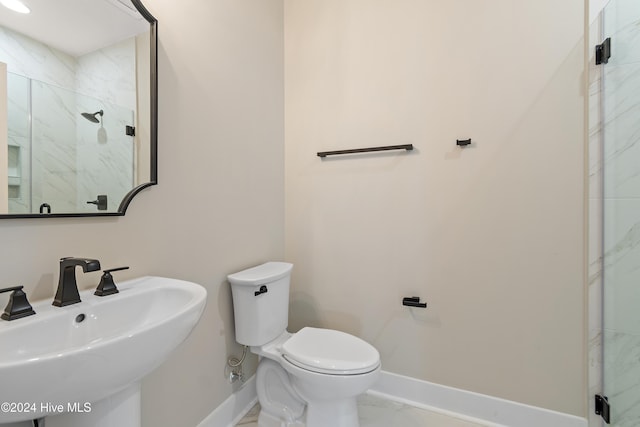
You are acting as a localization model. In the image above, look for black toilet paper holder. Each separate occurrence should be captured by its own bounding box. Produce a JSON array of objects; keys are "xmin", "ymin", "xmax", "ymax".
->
[{"xmin": 402, "ymin": 296, "xmax": 427, "ymax": 308}]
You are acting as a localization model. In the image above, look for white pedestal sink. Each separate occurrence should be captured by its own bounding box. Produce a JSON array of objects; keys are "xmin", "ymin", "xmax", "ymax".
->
[{"xmin": 0, "ymin": 276, "xmax": 207, "ymax": 426}]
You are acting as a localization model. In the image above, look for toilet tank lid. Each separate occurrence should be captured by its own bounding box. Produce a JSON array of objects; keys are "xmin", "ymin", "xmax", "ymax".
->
[{"xmin": 227, "ymin": 262, "xmax": 293, "ymax": 286}]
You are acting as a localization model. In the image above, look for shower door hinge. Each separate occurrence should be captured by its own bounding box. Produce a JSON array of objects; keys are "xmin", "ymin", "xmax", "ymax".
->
[
  {"xmin": 595, "ymin": 394, "xmax": 610, "ymax": 424},
  {"xmin": 126, "ymin": 125, "xmax": 136, "ymax": 136},
  {"xmin": 595, "ymin": 38, "xmax": 611, "ymax": 65}
]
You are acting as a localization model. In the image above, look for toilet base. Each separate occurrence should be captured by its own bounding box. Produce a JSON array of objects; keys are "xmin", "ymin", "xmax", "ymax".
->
[
  {"xmin": 305, "ymin": 398, "xmax": 359, "ymax": 427},
  {"xmin": 257, "ymin": 401, "xmax": 358, "ymax": 427},
  {"xmin": 255, "ymin": 358, "xmax": 306, "ymax": 426},
  {"xmin": 258, "ymin": 410, "xmax": 305, "ymax": 427}
]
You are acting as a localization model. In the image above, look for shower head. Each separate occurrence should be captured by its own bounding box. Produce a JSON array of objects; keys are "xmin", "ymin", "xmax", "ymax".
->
[{"xmin": 81, "ymin": 110, "xmax": 103, "ymax": 123}]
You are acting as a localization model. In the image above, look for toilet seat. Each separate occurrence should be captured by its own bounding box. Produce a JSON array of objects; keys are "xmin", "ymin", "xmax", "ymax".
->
[{"xmin": 281, "ymin": 327, "xmax": 380, "ymax": 375}]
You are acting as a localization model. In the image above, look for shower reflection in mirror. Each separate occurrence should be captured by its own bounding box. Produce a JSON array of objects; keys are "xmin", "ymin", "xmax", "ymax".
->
[{"xmin": 6, "ymin": 73, "xmax": 135, "ymax": 214}]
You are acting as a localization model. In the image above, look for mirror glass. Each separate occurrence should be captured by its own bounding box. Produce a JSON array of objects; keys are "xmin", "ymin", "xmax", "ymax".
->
[{"xmin": 0, "ymin": 0, "xmax": 157, "ymax": 217}]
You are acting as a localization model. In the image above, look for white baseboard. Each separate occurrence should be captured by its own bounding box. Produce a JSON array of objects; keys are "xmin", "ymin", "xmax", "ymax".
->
[
  {"xmin": 196, "ymin": 376, "xmax": 258, "ymax": 427},
  {"xmin": 198, "ymin": 370, "xmax": 588, "ymax": 427},
  {"xmin": 370, "ymin": 371, "xmax": 588, "ymax": 427}
]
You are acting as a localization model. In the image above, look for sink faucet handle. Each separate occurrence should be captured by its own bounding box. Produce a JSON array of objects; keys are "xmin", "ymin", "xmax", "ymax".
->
[
  {"xmin": 104, "ymin": 266, "xmax": 130, "ymax": 274},
  {"xmin": 0, "ymin": 285, "xmax": 36, "ymax": 321},
  {"xmin": 94, "ymin": 266, "xmax": 130, "ymax": 297}
]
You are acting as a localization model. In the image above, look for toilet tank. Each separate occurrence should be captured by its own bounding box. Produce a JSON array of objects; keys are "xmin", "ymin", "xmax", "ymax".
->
[{"xmin": 227, "ymin": 262, "xmax": 293, "ymax": 346}]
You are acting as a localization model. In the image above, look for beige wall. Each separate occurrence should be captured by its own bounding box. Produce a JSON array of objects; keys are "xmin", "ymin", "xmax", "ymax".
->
[
  {"xmin": 284, "ymin": 0, "xmax": 586, "ymax": 417},
  {"xmin": 0, "ymin": 1, "xmax": 283, "ymax": 426}
]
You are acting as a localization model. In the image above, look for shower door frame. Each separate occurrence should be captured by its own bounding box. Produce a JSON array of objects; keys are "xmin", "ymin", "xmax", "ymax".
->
[{"xmin": 596, "ymin": 0, "xmax": 640, "ymax": 425}]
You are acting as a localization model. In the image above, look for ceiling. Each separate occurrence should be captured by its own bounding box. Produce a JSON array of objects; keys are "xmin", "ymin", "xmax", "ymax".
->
[{"xmin": 0, "ymin": 0, "xmax": 149, "ymax": 57}]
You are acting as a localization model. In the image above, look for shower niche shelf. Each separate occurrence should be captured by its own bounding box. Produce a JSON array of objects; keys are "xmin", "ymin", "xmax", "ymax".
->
[{"xmin": 7, "ymin": 145, "xmax": 22, "ymax": 199}]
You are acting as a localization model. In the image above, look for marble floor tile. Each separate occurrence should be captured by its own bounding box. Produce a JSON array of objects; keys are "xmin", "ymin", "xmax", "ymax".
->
[{"xmin": 236, "ymin": 392, "xmax": 491, "ymax": 427}]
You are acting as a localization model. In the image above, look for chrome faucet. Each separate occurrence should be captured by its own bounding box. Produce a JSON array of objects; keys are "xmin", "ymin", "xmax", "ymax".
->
[{"xmin": 53, "ymin": 257, "xmax": 101, "ymax": 307}]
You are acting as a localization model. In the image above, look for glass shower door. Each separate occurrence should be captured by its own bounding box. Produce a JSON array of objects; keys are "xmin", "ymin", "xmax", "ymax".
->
[
  {"xmin": 6, "ymin": 72, "xmax": 31, "ymax": 214},
  {"xmin": 602, "ymin": 0, "xmax": 640, "ymax": 425}
]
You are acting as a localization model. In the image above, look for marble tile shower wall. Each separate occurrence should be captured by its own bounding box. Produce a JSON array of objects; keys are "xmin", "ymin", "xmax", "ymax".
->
[
  {"xmin": 75, "ymin": 98, "xmax": 134, "ymax": 213},
  {"xmin": 30, "ymin": 79, "xmax": 78, "ymax": 213},
  {"xmin": 595, "ymin": 0, "xmax": 640, "ymax": 425},
  {"xmin": 76, "ymin": 39, "xmax": 137, "ymax": 113},
  {"xmin": 0, "ymin": 26, "xmax": 135, "ymax": 213},
  {"xmin": 75, "ymin": 39, "xmax": 136, "ymax": 212},
  {"xmin": 0, "ymin": 27, "xmax": 76, "ymax": 89}
]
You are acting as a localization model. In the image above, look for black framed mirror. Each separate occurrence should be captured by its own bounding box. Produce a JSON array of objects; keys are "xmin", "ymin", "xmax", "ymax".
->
[{"xmin": 0, "ymin": 0, "xmax": 157, "ymax": 218}]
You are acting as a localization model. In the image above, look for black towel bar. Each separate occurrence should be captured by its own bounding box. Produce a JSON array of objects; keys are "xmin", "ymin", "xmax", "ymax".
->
[{"xmin": 317, "ymin": 144, "xmax": 413, "ymax": 158}]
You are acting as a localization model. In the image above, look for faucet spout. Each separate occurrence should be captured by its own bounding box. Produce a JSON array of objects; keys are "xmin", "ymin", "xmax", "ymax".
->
[{"xmin": 53, "ymin": 257, "xmax": 101, "ymax": 307}]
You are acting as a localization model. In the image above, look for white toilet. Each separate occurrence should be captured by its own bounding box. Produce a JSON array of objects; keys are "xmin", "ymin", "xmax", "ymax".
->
[{"xmin": 228, "ymin": 262, "xmax": 381, "ymax": 427}]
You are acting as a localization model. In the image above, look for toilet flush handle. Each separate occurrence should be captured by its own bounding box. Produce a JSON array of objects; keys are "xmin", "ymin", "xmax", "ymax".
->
[{"xmin": 254, "ymin": 285, "xmax": 268, "ymax": 296}]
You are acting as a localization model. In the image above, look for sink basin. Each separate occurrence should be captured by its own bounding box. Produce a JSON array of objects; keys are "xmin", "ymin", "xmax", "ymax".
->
[{"xmin": 0, "ymin": 276, "xmax": 207, "ymax": 423}]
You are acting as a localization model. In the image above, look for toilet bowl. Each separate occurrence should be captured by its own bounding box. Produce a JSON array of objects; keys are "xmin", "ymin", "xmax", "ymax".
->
[
  {"xmin": 253, "ymin": 328, "xmax": 380, "ymax": 427},
  {"xmin": 228, "ymin": 262, "xmax": 381, "ymax": 427}
]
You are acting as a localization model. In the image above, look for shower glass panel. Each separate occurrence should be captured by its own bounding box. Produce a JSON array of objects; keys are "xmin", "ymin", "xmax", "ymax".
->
[
  {"xmin": 6, "ymin": 73, "xmax": 134, "ymax": 214},
  {"xmin": 6, "ymin": 73, "xmax": 31, "ymax": 214},
  {"xmin": 602, "ymin": 0, "xmax": 640, "ymax": 425},
  {"xmin": 30, "ymin": 78, "xmax": 78, "ymax": 213}
]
